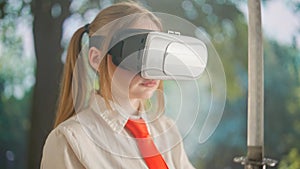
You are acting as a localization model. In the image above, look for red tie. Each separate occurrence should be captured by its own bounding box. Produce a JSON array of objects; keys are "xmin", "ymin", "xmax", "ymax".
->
[{"xmin": 125, "ymin": 118, "xmax": 169, "ymax": 169}]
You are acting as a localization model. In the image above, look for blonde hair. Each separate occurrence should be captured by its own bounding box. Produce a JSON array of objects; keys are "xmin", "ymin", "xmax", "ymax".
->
[{"xmin": 54, "ymin": 1, "xmax": 164, "ymax": 127}]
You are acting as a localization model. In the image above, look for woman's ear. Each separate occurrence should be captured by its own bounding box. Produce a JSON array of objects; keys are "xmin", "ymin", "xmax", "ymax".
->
[{"xmin": 88, "ymin": 47, "xmax": 102, "ymax": 71}]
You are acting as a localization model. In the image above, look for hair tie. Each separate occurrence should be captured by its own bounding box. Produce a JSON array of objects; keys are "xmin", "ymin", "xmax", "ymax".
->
[{"xmin": 84, "ymin": 23, "xmax": 90, "ymax": 34}]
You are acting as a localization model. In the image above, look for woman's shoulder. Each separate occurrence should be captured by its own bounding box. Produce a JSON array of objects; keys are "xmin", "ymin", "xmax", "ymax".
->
[
  {"xmin": 45, "ymin": 106, "xmax": 109, "ymax": 148},
  {"xmin": 44, "ymin": 116, "xmax": 81, "ymax": 148},
  {"xmin": 41, "ymin": 116, "xmax": 88, "ymax": 168},
  {"xmin": 43, "ymin": 114, "xmax": 91, "ymax": 159},
  {"xmin": 49, "ymin": 116, "xmax": 79, "ymax": 135},
  {"xmin": 46, "ymin": 108, "xmax": 97, "ymax": 146},
  {"xmin": 51, "ymin": 107, "xmax": 97, "ymax": 135}
]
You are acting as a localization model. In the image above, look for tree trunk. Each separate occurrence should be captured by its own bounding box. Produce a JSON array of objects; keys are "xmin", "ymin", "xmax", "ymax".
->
[{"xmin": 28, "ymin": 1, "xmax": 70, "ymax": 168}]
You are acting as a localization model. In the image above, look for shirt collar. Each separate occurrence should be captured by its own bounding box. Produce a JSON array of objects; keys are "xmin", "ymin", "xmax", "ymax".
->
[{"xmin": 89, "ymin": 93, "xmax": 148, "ymax": 133}]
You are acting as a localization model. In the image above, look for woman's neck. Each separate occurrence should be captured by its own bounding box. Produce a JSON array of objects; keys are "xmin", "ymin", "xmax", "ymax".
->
[{"xmin": 113, "ymin": 95, "xmax": 143, "ymax": 116}]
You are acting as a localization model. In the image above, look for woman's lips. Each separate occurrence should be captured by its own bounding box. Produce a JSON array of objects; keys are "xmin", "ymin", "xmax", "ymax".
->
[{"xmin": 140, "ymin": 80, "xmax": 158, "ymax": 87}]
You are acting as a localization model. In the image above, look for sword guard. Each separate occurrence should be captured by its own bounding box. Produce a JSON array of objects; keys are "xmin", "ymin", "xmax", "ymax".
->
[{"xmin": 234, "ymin": 156, "xmax": 278, "ymax": 167}]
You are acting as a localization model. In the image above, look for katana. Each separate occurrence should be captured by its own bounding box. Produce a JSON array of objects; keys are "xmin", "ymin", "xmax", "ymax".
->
[{"xmin": 234, "ymin": 0, "xmax": 277, "ymax": 168}]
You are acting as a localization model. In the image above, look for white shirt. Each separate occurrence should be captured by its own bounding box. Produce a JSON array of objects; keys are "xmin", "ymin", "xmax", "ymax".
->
[{"xmin": 41, "ymin": 95, "xmax": 195, "ymax": 169}]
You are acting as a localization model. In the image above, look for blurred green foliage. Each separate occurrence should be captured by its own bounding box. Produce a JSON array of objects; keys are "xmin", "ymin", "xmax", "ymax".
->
[
  {"xmin": 0, "ymin": 0, "xmax": 300, "ymax": 169},
  {"xmin": 0, "ymin": 1, "xmax": 34, "ymax": 168},
  {"xmin": 264, "ymin": 41, "xmax": 300, "ymax": 162},
  {"xmin": 279, "ymin": 148, "xmax": 300, "ymax": 169}
]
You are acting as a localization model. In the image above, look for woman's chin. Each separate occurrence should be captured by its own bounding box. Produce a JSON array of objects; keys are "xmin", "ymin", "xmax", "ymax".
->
[{"xmin": 130, "ymin": 91, "xmax": 155, "ymax": 100}]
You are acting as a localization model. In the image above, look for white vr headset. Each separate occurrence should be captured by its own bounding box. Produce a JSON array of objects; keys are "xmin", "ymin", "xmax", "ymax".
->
[{"xmin": 90, "ymin": 29, "xmax": 207, "ymax": 80}]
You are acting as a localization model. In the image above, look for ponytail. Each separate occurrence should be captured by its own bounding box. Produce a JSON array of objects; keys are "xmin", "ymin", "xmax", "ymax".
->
[{"xmin": 54, "ymin": 26, "xmax": 87, "ymax": 128}]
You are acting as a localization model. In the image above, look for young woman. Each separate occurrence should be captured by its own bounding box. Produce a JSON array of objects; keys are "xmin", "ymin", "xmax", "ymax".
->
[{"xmin": 41, "ymin": 2, "xmax": 195, "ymax": 169}]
